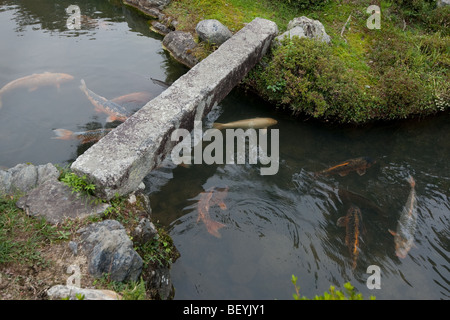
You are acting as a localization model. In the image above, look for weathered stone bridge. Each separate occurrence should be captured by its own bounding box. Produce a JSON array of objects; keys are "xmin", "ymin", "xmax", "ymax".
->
[{"xmin": 71, "ymin": 18, "xmax": 278, "ymax": 200}]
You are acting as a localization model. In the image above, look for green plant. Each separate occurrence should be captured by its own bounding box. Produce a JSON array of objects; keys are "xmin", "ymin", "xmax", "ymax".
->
[
  {"xmin": 249, "ymin": 36, "xmax": 372, "ymax": 123},
  {"xmin": 278, "ymin": 0, "xmax": 329, "ymax": 10},
  {"xmin": 120, "ymin": 278, "xmax": 147, "ymax": 300},
  {"xmin": 60, "ymin": 172, "xmax": 96, "ymax": 196},
  {"xmin": 291, "ymin": 275, "xmax": 376, "ymax": 300},
  {"xmin": 0, "ymin": 195, "xmax": 61, "ymax": 267},
  {"xmin": 137, "ymin": 228, "xmax": 179, "ymax": 268}
]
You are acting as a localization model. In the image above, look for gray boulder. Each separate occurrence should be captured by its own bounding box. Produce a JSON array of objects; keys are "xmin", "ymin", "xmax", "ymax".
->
[
  {"xmin": 162, "ymin": 31, "xmax": 199, "ymax": 68},
  {"xmin": 195, "ymin": 19, "xmax": 232, "ymax": 45},
  {"xmin": 77, "ymin": 220, "xmax": 143, "ymax": 283},
  {"xmin": 275, "ymin": 16, "xmax": 331, "ymax": 44},
  {"xmin": 0, "ymin": 163, "xmax": 59, "ymax": 195},
  {"xmin": 16, "ymin": 178, "xmax": 110, "ymax": 224},
  {"xmin": 437, "ymin": 0, "xmax": 450, "ymax": 7}
]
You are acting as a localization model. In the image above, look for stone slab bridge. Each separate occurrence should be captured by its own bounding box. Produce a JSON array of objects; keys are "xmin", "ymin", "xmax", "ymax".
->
[{"xmin": 71, "ymin": 18, "xmax": 278, "ymax": 200}]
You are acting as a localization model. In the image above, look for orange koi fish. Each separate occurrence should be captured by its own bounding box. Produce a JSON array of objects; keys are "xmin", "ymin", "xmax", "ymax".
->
[
  {"xmin": 197, "ymin": 186, "xmax": 228, "ymax": 238},
  {"xmin": 337, "ymin": 205, "xmax": 364, "ymax": 269},
  {"xmin": 315, "ymin": 157, "xmax": 376, "ymax": 178}
]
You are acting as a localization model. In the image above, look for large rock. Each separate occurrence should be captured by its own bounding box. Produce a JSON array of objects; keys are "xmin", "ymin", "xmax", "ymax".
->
[
  {"xmin": 195, "ymin": 19, "xmax": 233, "ymax": 45},
  {"xmin": 275, "ymin": 16, "xmax": 331, "ymax": 44},
  {"xmin": 47, "ymin": 285, "xmax": 121, "ymax": 300},
  {"xmin": 0, "ymin": 163, "xmax": 59, "ymax": 195},
  {"xmin": 162, "ymin": 31, "xmax": 200, "ymax": 68},
  {"xmin": 437, "ymin": 0, "xmax": 450, "ymax": 7},
  {"xmin": 15, "ymin": 178, "xmax": 110, "ymax": 224},
  {"xmin": 77, "ymin": 220, "xmax": 143, "ymax": 283},
  {"xmin": 70, "ymin": 18, "xmax": 278, "ymax": 200}
]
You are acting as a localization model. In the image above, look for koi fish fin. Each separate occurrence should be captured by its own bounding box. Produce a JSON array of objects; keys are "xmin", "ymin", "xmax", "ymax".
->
[
  {"xmin": 338, "ymin": 171, "xmax": 349, "ymax": 177},
  {"xmin": 356, "ymin": 168, "xmax": 366, "ymax": 176},
  {"xmin": 336, "ymin": 216, "xmax": 348, "ymax": 227},
  {"xmin": 388, "ymin": 229, "xmax": 397, "ymax": 236},
  {"xmin": 260, "ymin": 128, "xmax": 268, "ymax": 135},
  {"xmin": 218, "ymin": 202, "xmax": 227, "ymax": 210},
  {"xmin": 206, "ymin": 220, "xmax": 226, "ymax": 238},
  {"xmin": 52, "ymin": 129, "xmax": 75, "ymax": 140},
  {"xmin": 212, "ymin": 123, "xmax": 225, "ymax": 130}
]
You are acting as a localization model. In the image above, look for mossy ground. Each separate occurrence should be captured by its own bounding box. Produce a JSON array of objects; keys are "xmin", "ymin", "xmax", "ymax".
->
[
  {"xmin": 163, "ymin": 0, "xmax": 449, "ymax": 124},
  {"xmin": 0, "ymin": 185, "xmax": 178, "ymax": 300}
]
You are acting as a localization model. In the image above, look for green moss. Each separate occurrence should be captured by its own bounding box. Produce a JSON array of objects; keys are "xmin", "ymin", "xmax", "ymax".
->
[{"xmin": 164, "ymin": 0, "xmax": 449, "ymax": 123}]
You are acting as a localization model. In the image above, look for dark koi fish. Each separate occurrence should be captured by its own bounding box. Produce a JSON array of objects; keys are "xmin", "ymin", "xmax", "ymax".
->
[
  {"xmin": 389, "ymin": 176, "xmax": 418, "ymax": 259},
  {"xmin": 197, "ymin": 186, "xmax": 228, "ymax": 238},
  {"xmin": 52, "ymin": 128, "xmax": 114, "ymax": 144},
  {"xmin": 79, "ymin": 79, "xmax": 129, "ymax": 122},
  {"xmin": 337, "ymin": 205, "xmax": 364, "ymax": 269},
  {"xmin": 315, "ymin": 156, "xmax": 376, "ymax": 178}
]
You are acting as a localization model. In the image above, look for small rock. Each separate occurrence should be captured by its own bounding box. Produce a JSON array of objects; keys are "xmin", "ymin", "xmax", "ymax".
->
[
  {"xmin": 195, "ymin": 19, "xmax": 233, "ymax": 46},
  {"xmin": 77, "ymin": 220, "xmax": 143, "ymax": 282},
  {"xmin": 151, "ymin": 20, "xmax": 172, "ymax": 36},
  {"xmin": 162, "ymin": 31, "xmax": 199, "ymax": 68},
  {"xmin": 132, "ymin": 218, "xmax": 158, "ymax": 245},
  {"xmin": 275, "ymin": 16, "xmax": 331, "ymax": 44},
  {"xmin": 68, "ymin": 241, "xmax": 78, "ymax": 256},
  {"xmin": 47, "ymin": 285, "xmax": 121, "ymax": 300}
]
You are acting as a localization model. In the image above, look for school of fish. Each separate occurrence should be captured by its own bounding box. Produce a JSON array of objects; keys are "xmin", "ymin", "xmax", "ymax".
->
[{"xmin": 1, "ymin": 72, "xmax": 422, "ymax": 268}]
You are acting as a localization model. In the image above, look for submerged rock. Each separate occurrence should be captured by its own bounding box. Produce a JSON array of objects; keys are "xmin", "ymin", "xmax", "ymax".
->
[
  {"xmin": 195, "ymin": 19, "xmax": 232, "ymax": 46},
  {"xmin": 77, "ymin": 220, "xmax": 143, "ymax": 283}
]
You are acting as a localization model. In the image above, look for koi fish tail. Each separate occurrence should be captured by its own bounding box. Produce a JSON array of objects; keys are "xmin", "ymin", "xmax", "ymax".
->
[
  {"xmin": 407, "ymin": 175, "xmax": 415, "ymax": 188},
  {"xmin": 206, "ymin": 220, "xmax": 226, "ymax": 238},
  {"xmin": 52, "ymin": 128, "xmax": 75, "ymax": 140},
  {"xmin": 212, "ymin": 123, "xmax": 225, "ymax": 130},
  {"xmin": 80, "ymin": 79, "xmax": 86, "ymax": 89}
]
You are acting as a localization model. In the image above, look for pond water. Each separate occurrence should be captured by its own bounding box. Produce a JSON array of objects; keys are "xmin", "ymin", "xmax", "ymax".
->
[{"xmin": 1, "ymin": 0, "xmax": 449, "ymax": 300}]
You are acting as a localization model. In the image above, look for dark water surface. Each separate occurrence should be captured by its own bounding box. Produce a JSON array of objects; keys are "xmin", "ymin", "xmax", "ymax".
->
[{"xmin": 1, "ymin": 0, "xmax": 449, "ymax": 300}]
